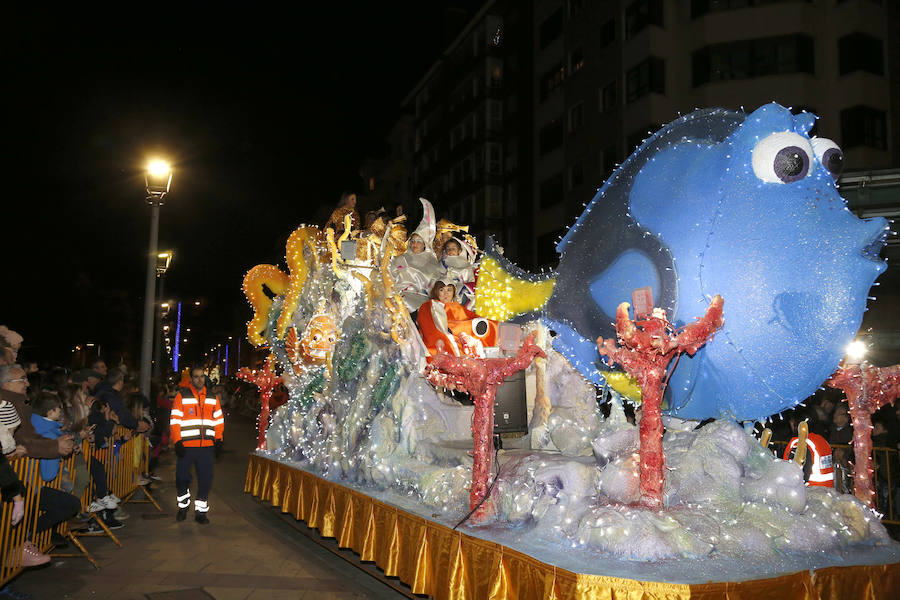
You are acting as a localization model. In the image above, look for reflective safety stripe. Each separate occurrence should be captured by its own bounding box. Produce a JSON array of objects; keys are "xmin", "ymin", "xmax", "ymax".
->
[
  {"xmin": 177, "ymin": 491, "xmax": 191, "ymax": 508},
  {"xmin": 212, "ymin": 410, "xmax": 223, "ymax": 418},
  {"xmin": 171, "ymin": 409, "xmax": 184, "ymax": 417},
  {"xmin": 205, "ymin": 429, "xmax": 216, "ymax": 437},
  {"xmin": 204, "ymin": 398, "xmax": 217, "ymax": 405},
  {"xmin": 194, "ymin": 499, "xmax": 209, "ymax": 512},
  {"xmin": 809, "ymin": 472, "xmax": 834, "ymax": 483},
  {"xmin": 207, "ymin": 418, "xmax": 224, "ymax": 426},
  {"xmin": 181, "ymin": 399, "xmax": 199, "ymax": 405},
  {"xmin": 177, "ymin": 491, "xmax": 191, "ymax": 501},
  {"xmin": 170, "ymin": 418, "xmax": 182, "ymax": 425},
  {"xmin": 181, "ymin": 429, "xmax": 201, "ymax": 438},
  {"xmin": 178, "ymin": 419, "xmax": 208, "ymax": 427}
]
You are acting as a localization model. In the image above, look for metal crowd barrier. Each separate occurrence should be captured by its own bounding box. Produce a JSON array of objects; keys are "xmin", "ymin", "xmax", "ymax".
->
[
  {"xmin": 770, "ymin": 441, "xmax": 899, "ymax": 525},
  {"xmin": 0, "ymin": 426, "xmax": 161, "ymax": 585}
]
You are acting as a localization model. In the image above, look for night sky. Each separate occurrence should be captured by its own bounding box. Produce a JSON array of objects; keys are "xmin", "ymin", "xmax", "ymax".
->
[{"xmin": 3, "ymin": 3, "xmax": 485, "ymax": 365}]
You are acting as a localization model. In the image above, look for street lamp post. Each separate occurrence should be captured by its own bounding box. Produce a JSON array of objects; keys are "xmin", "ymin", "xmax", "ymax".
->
[
  {"xmin": 153, "ymin": 251, "xmax": 174, "ymax": 383},
  {"xmin": 139, "ymin": 160, "xmax": 172, "ymax": 401}
]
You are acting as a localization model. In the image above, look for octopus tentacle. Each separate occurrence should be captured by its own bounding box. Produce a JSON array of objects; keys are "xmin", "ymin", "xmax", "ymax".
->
[
  {"xmin": 275, "ymin": 225, "xmax": 320, "ymax": 340},
  {"xmin": 243, "ymin": 264, "xmax": 290, "ymax": 347}
]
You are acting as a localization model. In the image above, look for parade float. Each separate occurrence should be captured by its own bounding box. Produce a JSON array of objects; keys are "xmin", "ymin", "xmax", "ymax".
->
[{"xmin": 243, "ymin": 103, "xmax": 899, "ymax": 598}]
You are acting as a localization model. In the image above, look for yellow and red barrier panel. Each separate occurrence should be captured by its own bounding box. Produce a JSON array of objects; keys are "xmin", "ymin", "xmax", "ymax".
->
[{"xmin": 0, "ymin": 429, "xmax": 154, "ymax": 584}]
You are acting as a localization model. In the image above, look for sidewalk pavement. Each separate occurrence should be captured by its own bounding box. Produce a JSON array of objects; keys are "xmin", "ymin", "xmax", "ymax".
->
[{"xmin": 6, "ymin": 443, "xmax": 384, "ymax": 600}]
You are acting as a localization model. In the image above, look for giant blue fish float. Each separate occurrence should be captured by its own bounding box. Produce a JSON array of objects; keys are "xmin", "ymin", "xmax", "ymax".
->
[{"xmin": 476, "ymin": 103, "xmax": 889, "ymax": 422}]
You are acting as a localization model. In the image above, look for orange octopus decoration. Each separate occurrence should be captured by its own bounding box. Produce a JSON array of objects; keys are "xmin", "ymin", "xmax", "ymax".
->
[{"xmin": 285, "ymin": 301, "xmax": 339, "ymax": 378}]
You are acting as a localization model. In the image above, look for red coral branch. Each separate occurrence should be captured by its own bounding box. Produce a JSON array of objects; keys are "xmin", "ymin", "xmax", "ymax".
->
[
  {"xmin": 826, "ymin": 364, "xmax": 900, "ymax": 507},
  {"xmin": 425, "ymin": 332, "xmax": 545, "ymax": 523},
  {"xmin": 236, "ymin": 363, "xmax": 283, "ymax": 450},
  {"xmin": 598, "ymin": 296, "xmax": 724, "ymax": 510}
]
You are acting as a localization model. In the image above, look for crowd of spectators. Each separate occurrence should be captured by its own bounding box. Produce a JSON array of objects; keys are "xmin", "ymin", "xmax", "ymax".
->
[
  {"xmin": 771, "ymin": 388, "xmax": 900, "ymax": 516},
  {"xmin": 0, "ymin": 326, "xmax": 158, "ymax": 580}
]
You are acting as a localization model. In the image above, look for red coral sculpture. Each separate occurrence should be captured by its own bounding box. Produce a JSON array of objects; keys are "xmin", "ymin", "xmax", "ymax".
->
[
  {"xmin": 597, "ymin": 295, "xmax": 724, "ymax": 510},
  {"xmin": 425, "ymin": 332, "xmax": 545, "ymax": 523},
  {"xmin": 826, "ymin": 364, "xmax": 900, "ymax": 507},
  {"xmin": 236, "ymin": 363, "xmax": 283, "ymax": 450}
]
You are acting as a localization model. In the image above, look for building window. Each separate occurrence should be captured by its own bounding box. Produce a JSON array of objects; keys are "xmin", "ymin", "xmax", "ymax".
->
[
  {"xmin": 539, "ymin": 119, "xmax": 564, "ymax": 155},
  {"xmin": 692, "ymin": 0, "xmax": 812, "ymax": 18},
  {"xmin": 539, "ymin": 8, "xmax": 564, "ymax": 50},
  {"xmin": 839, "ymin": 33, "xmax": 884, "ymax": 76},
  {"xmin": 569, "ymin": 162, "xmax": 584, "ymax": 189},
  {"xmin": 600, "ymin": 19, "xmax": 616, "ymax": 48},
  {"xmin": 600, "ymin": 81, "xmax": 618, "ymax": 113},
  {"xmin": 625, "ymin": 0, "xmax": 663, "ymax": 40},
  {"xmin": 841, "ymin": 106, "xmax": 887, "ymax": 150},
  {"xmin": 568, "ymin": 0, "xmax": 583, "ymax": 18},
  {"xmin": 692, "ymin": 34, "xmax": 814, "ymax": 87},
  {"xmin": 486, "ymin": 186, "xmax": 503, "ymax": 218},
  {"xmin": 368, "ymin": 177, "xmax": 376, "ymax": 191},
  {"xmin": 539, "ymin": 173, "xmax": 565, "ymax": 209},
  {"xmin": 537, "ymin": 228, "xmax": 565, "ymax": 267},
  {"xmin": 540, "ymin": 62, "xmax": 566, "ymax": 102},
  {"xmin": 569, "ymin": 47, "xmax": 584, "ymax": 75},
  {"xmin": 569, "ymin": 102, "xmax": 584, "ymax": 132},
  {"xmin": 487, "ymin": 100, "xmax": 503, "ymax": 131},
  {"xmin": 601, "ymin": 144, "xmax": 619, "ymax": 178},
  {"xmin": 626, "ymin": 57, "xmax": 665, "ymax": 103},
  {"xmin": 486, "ymin": 143, "xmax": 503, "ymax": 174}
]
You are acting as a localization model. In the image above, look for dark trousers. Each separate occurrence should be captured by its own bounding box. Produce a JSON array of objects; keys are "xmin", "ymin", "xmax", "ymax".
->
[
  {"xmin": 90, "ymin": 457, "xmax": 108, "ymax": 498},
  {"xmin": 176, "ymin": 446, "xmax": 214, "ymax": 501},
  {"xmin": 36, "ymin": 486, "xmax": 81, "ymax": 534}
]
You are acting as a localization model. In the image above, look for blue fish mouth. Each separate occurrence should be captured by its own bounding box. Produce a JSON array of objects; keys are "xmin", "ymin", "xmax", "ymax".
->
[{"xmin": 861, "ymin": 229, "xmax": 888, "ymax": 263}]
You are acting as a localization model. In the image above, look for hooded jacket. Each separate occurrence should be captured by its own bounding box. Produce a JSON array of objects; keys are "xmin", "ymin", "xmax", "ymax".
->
[
  {"xmin": 94, "ymin": 381, "xmax": 139, "ymax": 429},
  {"xmin": 30, "ymin": 413, "xmax": 63, "ymax": 481}
]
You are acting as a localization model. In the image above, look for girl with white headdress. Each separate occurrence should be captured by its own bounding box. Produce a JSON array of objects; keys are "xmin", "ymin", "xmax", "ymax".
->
[
  {"xmin": 389, "ymin": 199, "xmax": 444, "ymax": 312},
  {"xmin": 440, "ymin": 236, "xmax": 478, "ymax": 309}
]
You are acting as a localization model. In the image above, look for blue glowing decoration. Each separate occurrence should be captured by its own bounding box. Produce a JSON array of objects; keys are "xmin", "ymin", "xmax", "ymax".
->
[
  {"xmin": 173, "ymin": 301, "xmax": 183, "ymax": 372},
  {"xmin": 502, "ymin": 104, "xmax": 889, "ymax": 421},
  {"xmin": 224, "ymin": 344, "xmax": 230, "ymax": 376}
]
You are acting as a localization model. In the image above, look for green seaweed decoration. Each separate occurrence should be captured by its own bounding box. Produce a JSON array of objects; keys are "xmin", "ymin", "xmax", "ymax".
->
[
  {"xmin": 337, "ymin": 332, "xmax": 368, "ymax": 381},
  {"xmin": 372, "ymin": 362, "xmax": 401, "ymax": 411},
  {"xmin": 297, "ymin": 368, "xmax": 327, "ymax": 408}
]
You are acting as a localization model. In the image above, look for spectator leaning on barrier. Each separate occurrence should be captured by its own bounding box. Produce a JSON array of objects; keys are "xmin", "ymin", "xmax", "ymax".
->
[
  {"xmin": 94, "ymin": 369, "xmax": 151, "ymax": 435},
  {"xmin": 0, "ymin": 364, "xmax": 75, "ymax": 459},
  {"xmin": 2, "ymin": 380, "xmax": 81, "ymax": 555},
  {"xmin": 171, "ymin": 366, "xmax": 224, "ymax": 525}
]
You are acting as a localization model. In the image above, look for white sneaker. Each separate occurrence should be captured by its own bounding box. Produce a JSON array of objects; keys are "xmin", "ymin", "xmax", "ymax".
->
[
  {"xmin": 107, "ymin": 493, "xmax": 121, "ymax": 503},
  {"xmin": 100, "ymin": 495, "xmax": 119, "ymax": 509},
  {"xmin": 87, "ymin": 500, "xmax": 106, "ymax": 513},
  {"xmin": 136, "ymin": 476, "xmax": 152, "ymax": 485}
]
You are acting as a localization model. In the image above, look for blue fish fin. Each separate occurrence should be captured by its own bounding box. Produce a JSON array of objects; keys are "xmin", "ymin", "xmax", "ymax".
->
[{"xmin": 588, "ymin": 249, "xmax": 662, "ymax": 320}]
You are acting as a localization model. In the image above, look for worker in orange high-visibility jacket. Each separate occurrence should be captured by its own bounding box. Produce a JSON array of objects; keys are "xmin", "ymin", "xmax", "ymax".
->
[
  {"xmin": 170, "ymin": 366, "xmax": 224, "ymax": 524},
  {"xmin": 783, "ymin": 431, "xmax": 834, "ymax": 488}
]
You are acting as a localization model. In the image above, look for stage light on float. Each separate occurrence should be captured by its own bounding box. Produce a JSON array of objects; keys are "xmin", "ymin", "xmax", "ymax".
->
[{"xmin": 845, "ymin": 339, "xmax": 867, "ymax": 364}]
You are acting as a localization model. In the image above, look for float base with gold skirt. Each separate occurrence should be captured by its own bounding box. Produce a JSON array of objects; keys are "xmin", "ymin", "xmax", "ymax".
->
[{"xmin": 246, "ymin": 455, "xmax": 899, "ymax": 600}]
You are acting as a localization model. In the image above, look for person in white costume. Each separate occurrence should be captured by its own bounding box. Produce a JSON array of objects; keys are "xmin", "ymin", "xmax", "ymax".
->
[{"xmin": 390, "ymin": 198, "xmax": 444, "ymax": 312}]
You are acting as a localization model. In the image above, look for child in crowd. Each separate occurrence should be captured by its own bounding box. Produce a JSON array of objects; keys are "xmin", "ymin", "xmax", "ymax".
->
[
  {"xmin": 86, "ymin": 398, "xmax": 124, "ymax": 528},
  {"xmin": 26, "ymin": 393, "xmax": 84, "ymax": 546}
]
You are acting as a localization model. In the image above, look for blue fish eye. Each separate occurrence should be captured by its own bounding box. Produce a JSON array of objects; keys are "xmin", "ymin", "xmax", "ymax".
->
[
  {"xmin": 810, "ymin": 137, "xmax": 844, "ymax": 179},
  {"xmin": 751, "ymin": 131, "xmax": 814, "ymax": 184},
  {"xmin": 774, "ymin": 146, "xmax": 808, "ymax": 183}
]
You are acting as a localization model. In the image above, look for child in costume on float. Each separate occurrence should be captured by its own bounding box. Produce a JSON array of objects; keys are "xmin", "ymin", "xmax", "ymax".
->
[
  {"xmin": 440, "ymin": 237, "xmax": 478, "ymax": 310},
  {"xmin": 416, "ymin": 281, "xmax": 498, "ymax": 360}
]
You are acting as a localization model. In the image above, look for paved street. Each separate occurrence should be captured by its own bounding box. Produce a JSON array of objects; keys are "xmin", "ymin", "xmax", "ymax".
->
[{"xmin": 9, "ymin": 416, "xmax": 412, "ymax": 600}]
